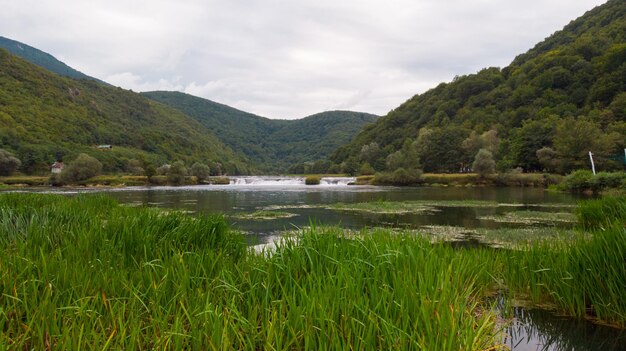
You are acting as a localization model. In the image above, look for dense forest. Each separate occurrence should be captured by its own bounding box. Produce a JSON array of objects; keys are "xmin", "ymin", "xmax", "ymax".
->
[
  {"xmin": 330, "ymin": 0, "xmax": 625, "ymax": 175},
  {"xmin": 143, "ymin": 91, "xmax": 378, "ymax": 173},
  {"xmin": 0, "ymin": 49, "xmax": 252, "ymax": 175}
]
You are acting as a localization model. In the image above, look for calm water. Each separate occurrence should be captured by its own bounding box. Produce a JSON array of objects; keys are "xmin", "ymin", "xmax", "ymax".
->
[
  {"xmin": 98, "ymin": 179, "xmax": 581, "ymax": 242},
  {"xmin": 10, "ymin": 177, "xmax": 626, "ymax": 349}
]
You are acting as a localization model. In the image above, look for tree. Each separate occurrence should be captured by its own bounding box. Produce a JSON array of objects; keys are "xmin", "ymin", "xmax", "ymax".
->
[
  {"xmin": 359, "ymin": 142, "xmax": 384, "ymax": 170},
  {"xmin": 144, "ymin": 164, "xmax": 156, "ymax": 181},
  {"xmin": 536, "ymin": 147, "xmax": 559, "ymax": 173},
  {"xmin": 553, "ymin": 117, "xmax": 619, "ymax": 172},
  {"xmin": 127, "ymin": 159, "xmax": 144, "ymax": 175},
  {"xmin": 60, "ymin": 153, "xmax": 102, "ymax": 183},
  {"xmin": 472, "ymin": 149, "xmax": 495, "ymax": 177},
  {"xmin": 167, "ymin": 161, "xmax": 187, "ymax": 185},
  {"xmin": 359, "ymin": 162, "xmax": 375, "ymax": 175},
  {"xmin": 416, "ymin": 127, "xmax": 468, "ymax": 173},
  {"xmin": 156, "ymin": 164, "xmax": 170, "ymax": 175},
  {"xmin": 191, "ymin": 162, "xmax": 210, "ymax": 182},
  {"xmin": 509, "ymin": 119, "xmax": 556, "ymax": 171},
  {"xmin": 0, "ymin": 149, "xmax": 21, "ymax": 176}
]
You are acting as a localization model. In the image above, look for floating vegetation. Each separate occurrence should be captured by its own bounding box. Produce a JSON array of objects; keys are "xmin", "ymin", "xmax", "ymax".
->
[
  {"xmin": 418, "ymin": 225, "xmax": 478, "ymax": 242},
  {"xmin": 476, "ymin": 227, "xmax": 577, "ymax": 248},
  {"xmin": 327, "ymin": 201, "xmax": 439, "ymax": 214},
  {"xmin": 231, "ymin": 210, "xmax": 299, "ymax": 220},
  {"xmin": 479, "ymin": 211, "xmax": 576, "ymax": 225}
]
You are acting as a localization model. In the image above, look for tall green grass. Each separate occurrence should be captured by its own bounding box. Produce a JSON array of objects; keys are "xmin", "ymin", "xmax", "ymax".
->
[
  {"xmin": 1, "ymin": 193, "xmax": 625, "ymax": 349},
  {"xmin": 0, "ymin": 193, "xmax": 503, "ymax": 350},
  {"xmin": 500, "ymin": 196, "xmax": 626, "ymax": 326}
]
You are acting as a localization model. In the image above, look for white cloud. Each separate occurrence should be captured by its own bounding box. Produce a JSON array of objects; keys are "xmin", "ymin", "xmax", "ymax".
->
[{"xmin": 0, "ymin": 0, "xmax": 608, "ymax": 119}]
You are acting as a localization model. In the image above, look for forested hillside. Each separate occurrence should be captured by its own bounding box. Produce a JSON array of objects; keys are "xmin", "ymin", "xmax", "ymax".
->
[
  {"xmin": 0, "ymin": 49, "xmax": 250, "ymax": 175},
  {"xmin": 331, "ymin": 0, "xmax": 625, "ymax": 175},
  {"xmin": 0, "ymin": 36, "xmax": 103, "ymax": 83},
  {"xmin": 143, "ymin": 91, "xmax": 377, "ymax": 173}
]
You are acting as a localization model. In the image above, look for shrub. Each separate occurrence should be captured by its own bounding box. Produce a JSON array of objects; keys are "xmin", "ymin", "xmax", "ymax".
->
[
  {"xmin": 60, "ymin": 154, "xmax": 102, "ymax": 183},
  {"xmin": 305, "ymin": 175, "xmax": 321, "ymax": 185},
  {"xmin": 559, "ymin": 171, "xmax": 626, "ymax": 193},
  {"xmin": 561, "ymin": 170, "xmax": 594, "ymax": 191},
  {"xmin": 373, "ymin": 168, "xmax": 423, "ymax": 186}
]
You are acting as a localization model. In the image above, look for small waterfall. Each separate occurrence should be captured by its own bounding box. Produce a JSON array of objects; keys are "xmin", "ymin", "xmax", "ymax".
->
[{"xmin": 229, "ymin": 176, "xmax": 356, "ymax": 186}]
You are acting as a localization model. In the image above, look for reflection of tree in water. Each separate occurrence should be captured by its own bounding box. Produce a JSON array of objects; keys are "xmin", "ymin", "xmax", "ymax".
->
[{"xmin": 502, "ymin": 307, "xmax": 626, "ymax": 351}]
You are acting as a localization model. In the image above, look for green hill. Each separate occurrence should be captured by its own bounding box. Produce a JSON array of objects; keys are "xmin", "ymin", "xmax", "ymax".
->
[
  {"xmin": 0, "ymin": 36, "xmax": 105, "ymax": 84},
  {"xmin": 0, "ymin": 49, "xmax": 250, "ymax": 175},
  {"xmin": 143, "ymin": 91, "xmax": 378, "ymax": 173},
  {"xmin": 330, "ymin": 0, "xmax": 625, "ymax": 175}
]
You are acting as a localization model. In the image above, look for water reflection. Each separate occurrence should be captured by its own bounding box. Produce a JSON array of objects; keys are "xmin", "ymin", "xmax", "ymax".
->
[
  {"xmin": 504, "ymin": 307, "xmax": 626, "ymax": 350},
  {"xmin": 100, "ymin": 185, "xmax": 581, "ymax": 236}
]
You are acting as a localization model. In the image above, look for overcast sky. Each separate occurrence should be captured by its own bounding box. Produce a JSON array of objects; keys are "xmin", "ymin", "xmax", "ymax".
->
[{"xmin": 1, "ymin": 0, "xmax": 607, "ymax": 119}]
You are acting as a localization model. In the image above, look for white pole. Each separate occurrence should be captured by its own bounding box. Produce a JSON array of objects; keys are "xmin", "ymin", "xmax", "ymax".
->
[{"xmin": 589, "ymin": 151, "xmax": 596, "ymax": 175}]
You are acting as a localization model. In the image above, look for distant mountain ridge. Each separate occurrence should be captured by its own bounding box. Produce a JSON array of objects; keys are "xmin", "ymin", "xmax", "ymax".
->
[
  {"xmin": 143, "ymin": 91, "xmax": 378, "ymax": 172},
  {"xmin": 0, "ymin": 36, "xmax": 104, "ymax": 83}
]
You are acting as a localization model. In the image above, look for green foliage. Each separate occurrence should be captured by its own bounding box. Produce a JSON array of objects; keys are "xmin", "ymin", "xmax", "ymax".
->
[
  {"xmin": 304, "ymin": 175, "xmax": 321, "ymax": 185},
  {"xmin": 190, "ymin": 162, "xmax": 210, "ymax": 182},
  {"xmin": 575, "ymin": 196, "xmax": 626, "ymax": 230},
  {"xmin": 373, "ymin": 168, "xmax": 423, "ymax": 186},
  {"xmin": 560, "ymin": 170, "xmax": 626, "ymax": 193},
  {"xmin": 126, "ymin": 159, "xmax": 144, "ymax": 175},
  {"xmin": 167, "ymin": 161, "xmax": 187, "ymax": 185},
  {"xmin": 143, "ymin": 91, "xmax": 378, "ymax": 173},
  {"xmin": 331, "ymin": 0, "xmax": 626, "ymax": 175},
  {"xmin": 359, "ymin": 162, "xmax": 375, "ymax": 175},
  {"xmin": 0, "ymin": 49, "xmax": 249, "ymax": 175},
  {"xmin": 472, "ymin": 149, "xmax": 495, "ymax": 177},
  {"xmin": 0, "ymin": 148, "xmax": 21, "ymax": 176},
  {"xmin": 59, "ymin": 153, "xmax": 102, "ymax": 183}
]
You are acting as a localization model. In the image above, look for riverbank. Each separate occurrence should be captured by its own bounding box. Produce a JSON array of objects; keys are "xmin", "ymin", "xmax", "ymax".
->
[
  {"xmin": 0, "ymin": 175, "xmax": 231, "ymax": 187},
  {"xmin": 1, "ymin": 193, "xmax": 624, "ymax": 349}
]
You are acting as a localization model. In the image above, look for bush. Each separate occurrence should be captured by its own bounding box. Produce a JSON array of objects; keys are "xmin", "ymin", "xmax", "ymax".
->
[
  {"xmin": 559, "ymin": 170, "xmax": 626, "ymax": 193},
  {"xmin": 373, "ymin": 168, "xmax": 423, "ymax": 186},
  {"xmin": 0, "ymin": 149, "xmax": 21, "ymax": 176},
  {"xmin": 305, "ymin": 175, "xmax": 321, "ymax": 185},
  {"xmin": 60, "ymin": 154, "xmax": 102, "ymax": 183}
]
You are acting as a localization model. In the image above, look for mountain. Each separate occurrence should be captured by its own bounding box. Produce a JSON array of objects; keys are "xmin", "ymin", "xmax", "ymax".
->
[
  {"xmin": 330, "ymin": 0, "xmax": 625, "ymax": 175},
  {"xmin": 0, "ymin": 49, "xmax": 251, "ymax": 175},
  {"xmin": 0, "ymin": 36, "xmax": 105, "ymax": 83},
  {"xmin": 142, "ymin": 91, "xmax": 378, "ymax": 172}
]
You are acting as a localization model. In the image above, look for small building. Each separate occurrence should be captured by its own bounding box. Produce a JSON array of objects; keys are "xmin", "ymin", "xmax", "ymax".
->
[
  {"xmin": 51, "ymin": 161, "xmax": 64, "ymax": 174},
  {"xmin": 96, "ymin": 145, "xmax": 113, "ymax": 150}
]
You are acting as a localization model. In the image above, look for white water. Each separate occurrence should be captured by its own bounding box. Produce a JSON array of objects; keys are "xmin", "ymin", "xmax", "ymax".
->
[{"xmin": 229, "ymin": 176, "xmax": 355, "ymax": 186}]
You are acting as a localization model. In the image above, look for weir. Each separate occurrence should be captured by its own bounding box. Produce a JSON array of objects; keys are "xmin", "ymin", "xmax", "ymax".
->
[{"xmin": 229, "ymin": 176, "xmax": 356, "ymax": 186}]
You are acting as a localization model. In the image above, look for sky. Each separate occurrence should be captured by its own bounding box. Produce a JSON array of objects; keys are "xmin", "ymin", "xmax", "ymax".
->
[{"xmin": 1, "ymin": 0, "xmax": 607, "ymax": 119}]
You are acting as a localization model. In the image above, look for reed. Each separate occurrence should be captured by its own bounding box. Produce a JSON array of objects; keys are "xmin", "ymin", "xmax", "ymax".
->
[
  {"xmin": 1, "ymin": 193, "xmax": 625, "ymax": 350},
  {"xmin": 0, "ymin": 193, "xmax": 503, "ymax": 350}
]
